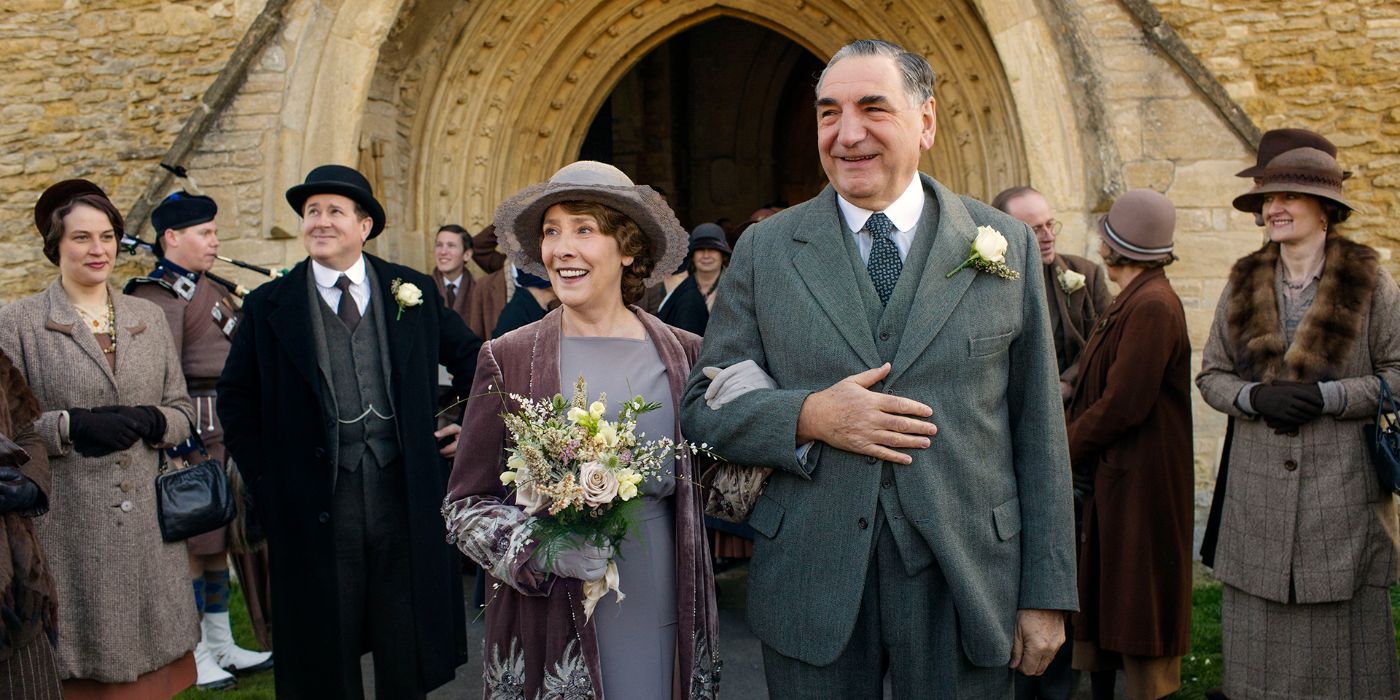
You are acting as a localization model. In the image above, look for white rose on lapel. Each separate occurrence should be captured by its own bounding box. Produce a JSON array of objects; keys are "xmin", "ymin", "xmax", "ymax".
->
[
  {"xmin": 1058, "ymin": 269, "xmax": 1086, "ymax": 294},
  {"xmin": 972, "ymin": 226, "xmax": 1008, "ymax": 263},
  {"xmin": 390, "ymin": 278, "xmax": 423, "ymax": 320},
  {"xmin": 948, "ymin": 226, "xmax": 1019, "ymax": 280}
]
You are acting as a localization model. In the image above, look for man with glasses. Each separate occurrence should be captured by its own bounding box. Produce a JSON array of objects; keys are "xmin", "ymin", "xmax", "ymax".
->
[
  {"xmin": 993, "ymin": 186, "xmax": 1111, "ymax": 700},
  {"xmin": 994, "ymin": 187, "xmax": 1111, "ymax": 403}
]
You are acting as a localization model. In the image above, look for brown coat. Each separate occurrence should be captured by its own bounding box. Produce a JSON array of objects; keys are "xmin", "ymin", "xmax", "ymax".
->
[
  {"xmin": 432, "ymin": 267, "xmax": 474, "ymax": 326},
  {"xmin": 1197, "ymin": 236, "xmax": 1400, "ymax": 604},
  {"xmin": 0, "ymin": 280, "xmax": 197, "ymax": 682},
  {"xmin": 1047, "ymin": 253, "xmax": 1113, "ymax": 382},
  {"xmin": 466, "ymin": 266, "xmax": 511, "ymax": 340},
  {"xmin": 0, "ymin": 349, "xmax": 57, "ymax": 663},
  {"xmin": 443, "ymin": 307, "xmax": 720, "ymax": 699},
  {"xmin": 1067, "ymin": 268, "xmax": 1193, "ymax": 657}
]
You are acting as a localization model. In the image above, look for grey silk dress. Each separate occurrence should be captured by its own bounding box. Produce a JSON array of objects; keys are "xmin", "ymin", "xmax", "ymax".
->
[{"xmin": 560, "ymin": 336, "xmax": 678, "ymax": 699}]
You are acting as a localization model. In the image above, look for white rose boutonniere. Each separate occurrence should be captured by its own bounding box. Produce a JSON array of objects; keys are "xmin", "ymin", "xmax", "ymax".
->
[
  {"xmin": 947, "ymin": 226, "xmax": 1020, "ymax": 280},
  {"xmin": 1058, "ymin": 269, "xmax": 1087, "ymax": 294},
  {"xmin": 390, "ymin": 278, "xmax": 423, "ymax": 320}
]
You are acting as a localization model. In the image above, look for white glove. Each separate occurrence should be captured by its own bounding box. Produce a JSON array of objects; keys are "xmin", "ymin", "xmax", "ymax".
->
[
  {"xmin": 702, "ymin": 360, "xmax": 778, "ymax": 410},
  {"xmin": 530, "ymin": 536, "xmax": 613, "ymax": 581}
]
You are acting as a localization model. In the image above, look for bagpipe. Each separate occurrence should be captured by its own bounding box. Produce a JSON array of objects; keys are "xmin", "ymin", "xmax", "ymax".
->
[{"xmin": 121, "ymin": 163, "xmax": 286, "ymax": 298}]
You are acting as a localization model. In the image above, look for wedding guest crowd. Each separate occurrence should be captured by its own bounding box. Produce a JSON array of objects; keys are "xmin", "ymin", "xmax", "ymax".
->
[{"xmin": 0, "ymin": 31, "xmax": 1395, "ymax": 700}]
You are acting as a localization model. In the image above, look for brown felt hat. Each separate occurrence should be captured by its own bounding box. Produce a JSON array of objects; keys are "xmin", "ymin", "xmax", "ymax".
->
[
  {"xmin": 1237, "ymin": 128, "xmax": 1351, "ymax": 180},
  {"xmin": 493, "ymin": 161, "xmax": 687, "ymax": 286},
  {"xmin": 1098, "ymin": 189, "xmax": 1176, "ymax": 262},
  {"xmin": 1232, "ymin": 147, "xmax": 1352, "ymax": 215}
]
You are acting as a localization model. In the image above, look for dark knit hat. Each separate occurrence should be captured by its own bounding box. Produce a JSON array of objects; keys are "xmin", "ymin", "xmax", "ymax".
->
[
  {"xmin": 33, "ymin": 179, "xmax": 122, "ymax": 264},
  {"xmin": 285, "ymin": 164, "xmax": 386, "ymax": 239},
  {"xmin": 152, "ymin": 191, "xmax": 217, "ymax": 234}
]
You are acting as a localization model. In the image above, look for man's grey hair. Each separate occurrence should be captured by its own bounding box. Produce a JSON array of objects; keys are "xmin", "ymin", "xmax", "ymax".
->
[{"xmin": 816, "ymin": 39, "xmax": 936, "ymax": 106}]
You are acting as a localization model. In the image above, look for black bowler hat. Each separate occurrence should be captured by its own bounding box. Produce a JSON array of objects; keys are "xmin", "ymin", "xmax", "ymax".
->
[
  {"xmin": 285, "ymin": 164, "xmax": 386, "ymax": 239},
  {"xmin": 152, "ymin": 191, "xmax": 217, "ymax": 234}
]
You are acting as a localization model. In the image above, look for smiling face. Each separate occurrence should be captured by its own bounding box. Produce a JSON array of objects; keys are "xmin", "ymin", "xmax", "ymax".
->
[
  {"xmin": 434, "ymin": 229, "xmax": 468, "ymax": 277},
  {"xmin": 301, "ymin": 193, "xmax": 371, "ymax": 271},
  {"xmin": 1261, "ymin": 192, "xmax": 1328, "ymax": 247},
  {"xmin": 57, "ymin": 203, "xmax": 118, "ymax": 289},
  {"xmin": 540, "ymin": 203, "xmax": 633, "ymax": 314},
  {"xmin": 816, "ymin": 54, "xmax": 936, "ymax": 211},
  {"xmin": 1004, "ymin": 191, "xmax": 1058, "ymax": 265},
  {"xmin": 163, "ymin": 221, "xmax": 220, "ymax": 273},
  {"xmin": 691, "ymin": 248, "xmax": 724, "ymax": 275}
]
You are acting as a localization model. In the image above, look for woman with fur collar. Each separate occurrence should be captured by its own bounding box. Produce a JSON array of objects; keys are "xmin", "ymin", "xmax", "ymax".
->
[{"xmin": 1197, "ymin": 146, "xmax": 1400, "ymax": 699}]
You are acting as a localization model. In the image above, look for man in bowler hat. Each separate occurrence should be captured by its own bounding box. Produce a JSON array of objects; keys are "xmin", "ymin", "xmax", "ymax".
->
[
  {"xmin": 218, "ymin": 165, "xmax": 481, "ymax": 698},
  {"xmin": 683, "ymin": 40, "xmax": 1076, "ymax": 697}
]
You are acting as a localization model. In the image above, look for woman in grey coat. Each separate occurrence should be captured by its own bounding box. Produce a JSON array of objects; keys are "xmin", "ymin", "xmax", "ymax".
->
[
  {"xmin": 0, "ymin": 180, "xmax": 198, "ymax": 697},
  {"xmin": 1197, "ymin": 147, "xmax": 1400, "ymax": 699}
]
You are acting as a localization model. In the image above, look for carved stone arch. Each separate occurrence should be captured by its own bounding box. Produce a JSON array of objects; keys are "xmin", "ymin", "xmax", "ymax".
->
[{"xmin": 407, "ymin": 0, "xmax": 1043, "ymax": 239}]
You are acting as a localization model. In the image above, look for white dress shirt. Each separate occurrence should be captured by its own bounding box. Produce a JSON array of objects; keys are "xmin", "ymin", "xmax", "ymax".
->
[
  {"xmin": 312, "ymin": 256, "xmax": 371, "ymax": 316},
  {"xmin": 836, "ymin": 175, "xmax": 925, "ymax": 263}
]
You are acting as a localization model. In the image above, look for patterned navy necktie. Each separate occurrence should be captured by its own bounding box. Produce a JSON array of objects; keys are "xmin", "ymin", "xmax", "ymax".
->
[{"xmin": 865, "ymin": 212, "xmax": 901, "ymax": 305}]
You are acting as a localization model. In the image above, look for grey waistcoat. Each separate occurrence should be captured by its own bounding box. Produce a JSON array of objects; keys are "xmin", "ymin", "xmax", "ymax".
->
[
  {"xmin": 310, "ymin": 268, "xmax": 401, "ymax": 472},
  {"xmin": 841, "ymin": 193, "xmax": 942, "ymax": 576}
]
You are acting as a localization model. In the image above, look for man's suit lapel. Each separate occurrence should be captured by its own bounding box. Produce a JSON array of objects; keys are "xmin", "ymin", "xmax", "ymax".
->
[
  {"xmin": 268, "ymin": 261, "xmax": 323, "ymax": 392},
  {"xmin": 368, "ymin": 255, "xmax": 420, "ymax": 381},
  {"xmin": 888, "ymin": 177, "xmax": 978, "ymax": 384},
  {"xmin": 791, "ymin": 187, "xmax": 882, "ymax": 369}
]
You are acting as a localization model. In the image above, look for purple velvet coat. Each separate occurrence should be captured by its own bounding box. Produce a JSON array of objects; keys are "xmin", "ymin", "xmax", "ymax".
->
[{"xmin": 444, "ymin": 307, "xmax": 720, "ymax": 699}]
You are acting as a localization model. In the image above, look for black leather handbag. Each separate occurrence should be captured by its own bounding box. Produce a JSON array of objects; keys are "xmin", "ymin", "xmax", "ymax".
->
[
  {"xmin": 1363, "ymin": 374, "xmax": 1400, "ymax": 495},
  {"xmin": 155, "ymin": 436, "xmax": 236, "ymax": 542}
]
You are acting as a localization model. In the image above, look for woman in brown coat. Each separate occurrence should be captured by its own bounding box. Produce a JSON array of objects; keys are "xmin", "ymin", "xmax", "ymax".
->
[
  {"xmin": 0, "ymin": 348, "xmax": 62, "ymax": 699},
  {"xmin": 1198, "ymin": 147, "xmax": 1400, "ymax": 699},
  {"xmin": 0, "ymin": 180, "xmax": 198, "ymax": 698},
  {"xmin": 444, "ymin": 161, "xmax": 719, "ymax": 699},
  {"xmin": 1067, "ymin": 189, "xmax": 1193, "ymax": 700}
]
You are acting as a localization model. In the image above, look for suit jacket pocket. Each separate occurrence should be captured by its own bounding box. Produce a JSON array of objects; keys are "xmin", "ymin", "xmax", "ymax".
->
[
  {"xmin": 749, "ymin": 493, "xmax": 785, "ymax": 539},
  {"xmin": 993, "ymin": 497, "xmax": 1021, "ymax": 541},
  {"xmin": 969, "ymin": 330, "xmax": 1015, "ymax": 358}
]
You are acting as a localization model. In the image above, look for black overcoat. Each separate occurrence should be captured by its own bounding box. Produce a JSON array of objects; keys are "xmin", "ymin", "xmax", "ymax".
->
[{"xmin": 217, "ymin": 254, "xmax": 480, "ymax": 697}]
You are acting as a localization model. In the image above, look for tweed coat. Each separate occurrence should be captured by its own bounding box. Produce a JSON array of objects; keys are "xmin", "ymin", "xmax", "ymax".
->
[
  {"xmin": 443, "ymin": 307, "xmax": 720, "ymax": 700},
  {"xmin": 1197, "ymin": 235, "xmax": 1400, "ymax": 604},
  {"xmin": 681, "ymin": 174, "xmax": 1078, "ymax": 668},
  {"xmin": 1067, "ymin": 268, "xmax": 1193, "ymax": 657},
  {"xmin": 0, "ymin": 279, "xmax": 197, "ymax": 682},
  {"xmin": 467, "ymin": 266, "xmax": 511, "ymax": 340},
  {"xmin": 1046, "ymin": 253, "xmax": 1112, "ymax": 382},
  {"xmin": 217, "ymin": 254, "xmax": 481, "ymax": 697}
]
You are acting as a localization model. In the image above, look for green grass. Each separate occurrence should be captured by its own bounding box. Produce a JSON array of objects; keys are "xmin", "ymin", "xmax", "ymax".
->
[{"xmin": 174, "ymin": 581, "xmax": 274, "ymax": 699}]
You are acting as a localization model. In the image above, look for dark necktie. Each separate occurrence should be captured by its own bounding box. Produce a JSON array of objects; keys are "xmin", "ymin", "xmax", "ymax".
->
[
  {"xmin": 334, "ymin": 274, "xmax": 361, "ymax": 331},
  {"xmin": 445, "ymin": 282, "xmax": 457, "ymax": 308},
  {"xmin": 865, "ymin": 212, "xmax": 902, "ymax": 306}
]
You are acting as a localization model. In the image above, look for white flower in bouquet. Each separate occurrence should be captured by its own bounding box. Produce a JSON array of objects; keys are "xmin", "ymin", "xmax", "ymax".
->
[{"xmin": 579, "ymin": 461, "xmax": 619, "ymax": 506}]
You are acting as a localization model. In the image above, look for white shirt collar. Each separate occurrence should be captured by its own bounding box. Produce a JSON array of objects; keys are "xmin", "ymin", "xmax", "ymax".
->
[
  {"xmin": 836, "ymin": 174, "xmax": 925, "ymax": 233},
  {"xmin": 443, "ymin": 273, "xmax": 464, "ymax": 288},
  {"xmin": 312, "ymin": 256, "xmax": 367, "ymax": 289}
]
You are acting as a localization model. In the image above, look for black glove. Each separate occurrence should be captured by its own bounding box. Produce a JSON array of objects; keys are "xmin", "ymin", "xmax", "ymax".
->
[
  {"xmin": 67, "ymin": 407, "xmax": 142, "ymax": 457},
  {"xmin": 1250, "ymin": 381, "xmax": 1324, "ymax": 432},
  {"xmin": 92, "ymin": 405, "xmax": 166, "ymax": 443},
  {"xmin": 0, "ymin": 466, "xmax": 40, "ymax": 514}
]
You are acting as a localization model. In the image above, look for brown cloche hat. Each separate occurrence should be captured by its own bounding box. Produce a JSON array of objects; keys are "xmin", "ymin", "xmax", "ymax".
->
[
  {"xmin": 1098, "ymin": 188, "xmax": 1176, "ymax": 262},
  {"xmin": 493, "ymin": 161, "xmax": 687, "ymax": 286},
  {"xmin": 1237, "ymin": 128, "xmax": 1351, "ymax": 180},
  {"xmin": 1232, "ymin": 147, "xmax": 1352, "ymax": 215}
]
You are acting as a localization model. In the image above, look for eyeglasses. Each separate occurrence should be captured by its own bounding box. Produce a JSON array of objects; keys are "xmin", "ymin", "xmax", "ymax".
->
[{"xmin": 1031, "ymin": 220, "xmax": 1062, "ymax": 236}]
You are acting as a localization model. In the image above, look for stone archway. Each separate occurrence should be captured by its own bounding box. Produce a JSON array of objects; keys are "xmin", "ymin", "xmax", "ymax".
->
[{"xmin": 408, "ymin": 0, "xmax": 1040, "ymax": 237}]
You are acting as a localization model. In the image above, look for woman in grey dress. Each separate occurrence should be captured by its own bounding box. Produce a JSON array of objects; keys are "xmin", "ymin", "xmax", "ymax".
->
[{"xmin": 444, "ymin": 161, "xmax": 720, "ymax": 699}]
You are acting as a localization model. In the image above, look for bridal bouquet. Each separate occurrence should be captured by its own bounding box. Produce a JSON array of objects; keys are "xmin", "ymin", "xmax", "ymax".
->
[{"xmin": 499, "ymin": 377, "xmax": 679, "ymax": 618}]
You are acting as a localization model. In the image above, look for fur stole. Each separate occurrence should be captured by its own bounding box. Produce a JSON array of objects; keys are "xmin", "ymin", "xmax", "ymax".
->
[{"xmin": 1226, "ymin": 234, "xmax": 1378, "ymax": 382}]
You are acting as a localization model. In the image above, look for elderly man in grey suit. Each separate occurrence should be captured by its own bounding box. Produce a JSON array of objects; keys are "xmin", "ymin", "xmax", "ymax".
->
[{"xmin": 682, "ymin": 40, "xmax": 1077, "ymax": 698}]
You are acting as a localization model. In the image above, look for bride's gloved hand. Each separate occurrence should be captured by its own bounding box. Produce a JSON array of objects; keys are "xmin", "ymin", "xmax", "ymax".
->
[
  {"xmin": 530, "ymin": 536, "xmax": 614, "ymax": 581},
  {"xmin": 702, "ymin": 360, "xmax": 777, "ymax": 410}
]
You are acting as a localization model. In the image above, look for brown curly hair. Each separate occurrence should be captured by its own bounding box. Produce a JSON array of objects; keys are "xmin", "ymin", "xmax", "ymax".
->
[{"xmin": 555, "ymin": 201, "xmax": 655, "ymax": 306}]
